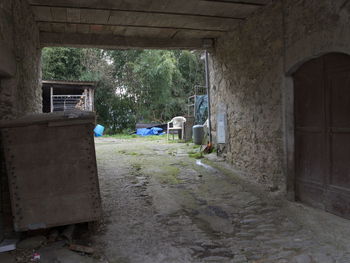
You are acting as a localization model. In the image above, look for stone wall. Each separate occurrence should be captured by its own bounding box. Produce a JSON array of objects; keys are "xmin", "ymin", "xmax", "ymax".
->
[
  {"xmin": 0, "ymin": 0, "xmax": 41, "ymax": 240},
  {"xmin": 209, "ymin": 0, "xmax": 350, "ymax": 192},
  {"xmin": 0, "ymin": 0, "xmax": 41, "ymax": 119}
]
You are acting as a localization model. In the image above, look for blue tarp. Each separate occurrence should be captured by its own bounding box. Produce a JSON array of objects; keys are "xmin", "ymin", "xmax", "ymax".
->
[
  {"xmin": 94, "ymin": 124, "xmax": 105, "ymax": 137},
  {"xmin": 136, "ymin": 127, "xmax": 163, "ymax": 136},
  {"xmin": 195, "ymin": 95, "xmax": 208, "ymax": 125}
]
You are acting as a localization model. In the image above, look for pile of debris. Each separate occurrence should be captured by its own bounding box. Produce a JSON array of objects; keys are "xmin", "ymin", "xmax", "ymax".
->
[{"xmin": 0, "ymin": 223, "xmax": 106, "ymax": 262}]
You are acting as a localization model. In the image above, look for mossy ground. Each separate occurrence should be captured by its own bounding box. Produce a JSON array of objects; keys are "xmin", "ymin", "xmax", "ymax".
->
[{"xmin": 93, "ymin": 136, "xmax": 347, "ymax": 263}]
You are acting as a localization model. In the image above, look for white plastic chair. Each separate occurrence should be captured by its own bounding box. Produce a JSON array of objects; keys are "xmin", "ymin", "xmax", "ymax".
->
[{"xmin": 167, "ymin": 116, "xmax": 186, "ymax": 140}]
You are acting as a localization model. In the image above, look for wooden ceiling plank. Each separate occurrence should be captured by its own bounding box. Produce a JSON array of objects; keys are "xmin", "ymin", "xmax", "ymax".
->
[
  {"xmin": 50, "ymin": 22, "xmax": 66, "ymax": 33},
  {"xmin": 112, "ymin": 26, "xmax": 128, "ymax": 37},
  {"xmin": 38, "ymin": 21, "xmax": 222, "ymax": 44},
  {"xmin": 80, "ymin": 9, "xmax": 110, "ymax": 24},
  {"xmin": 28, "ymin": 0, "xmax": 267, "ymax": 19},
  {"xmin": 123, "ymin": 27, "xmax": 177, "ymax": 39},
  {"xmin": 200, "ymin": 0, "xmax": 267, "ymax": 6},
  {"xmin": 193, "ymin": 1, "xmax": 260, "ymax": 17},
  {"xmin": 37, "ymin": 22, "xmax": 52, "ymax": 32},
  {"xmin": 89, "ymin": 25, "xmax": 114, "ymax": 35},
  {"xmin": 173, "ymin": 29, "xmax": 223, "ymax": 39},
  {"xmin": 108, "ymin": 10, "xmax": 238, "ymax": 31},
  {"xmin": 31, "ymin": 3, "xmax": 246, "ymax": 20},
  {"xmin": 32, "ymin": 6, "xmax": 52, "ymax": 21},
  {"xmin": 67, "ymin": 8, "xmax": 80, "ymax": 23},
  {"xmin": 36, "ymin": 22, "xmax": 226, "ymax": 36},
  {"xmin": 36, "ymin": 20, "xmax": 228, "ymax": 33},
  {"xmin": 108, "ymin": 11, "xmax": 140, "ymax": 26},
  {"xmin": 65, "ymin": 23, "xmax": 77, "ymax": 33},
  {"xmin": 31, "ymin": 0, "xmax": 268, "ymax": 44},
  {"xmin": 76, "ymin": 24, "xmax": 90, "ymax": 34},
  {"xmin": 50, "ymin": 7, "xmax": 67, "ymax": 22},
  {"xmin": 40, "ymin": 31, "xmax": 213, "ymax": 50}
]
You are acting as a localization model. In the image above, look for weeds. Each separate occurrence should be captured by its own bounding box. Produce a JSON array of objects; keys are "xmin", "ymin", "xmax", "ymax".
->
[
  {"xmin": 105, "ymin": 134, "xmax": 167, "ymax": 141},
  {"xmin": 188, "ymin": 152, "xmax": 203, "ymax": 159}
]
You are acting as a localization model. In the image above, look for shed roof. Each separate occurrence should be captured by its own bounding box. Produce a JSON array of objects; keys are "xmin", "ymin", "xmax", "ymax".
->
[{"xmin": 42, "ymin": 80, "xmax": 97, "ymax": 89}]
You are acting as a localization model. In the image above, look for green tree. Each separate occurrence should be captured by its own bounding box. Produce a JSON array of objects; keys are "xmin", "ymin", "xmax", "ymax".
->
[
  {"xmin": 42, "ymin": 47, "xmax": 205, "ymax": 133},
  {"xmin": 108, "ymin": 49, "xmax": 205, "ymax": 123},
  {"xmin": 42, "ymin": 47, "xmax": 85, "ymax": 80}
]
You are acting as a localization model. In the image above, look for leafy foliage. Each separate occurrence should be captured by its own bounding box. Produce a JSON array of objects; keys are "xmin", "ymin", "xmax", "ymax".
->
[
  {"xmin": 42, "ymin": 47, "xmax": 205, "ymax": 134},
  {"xmin": 42, "ymin": 48, "xmax": 85, "ymax": 80}
]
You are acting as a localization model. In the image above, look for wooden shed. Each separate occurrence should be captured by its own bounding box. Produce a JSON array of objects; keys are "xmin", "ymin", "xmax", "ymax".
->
[{"xmin": 42, "ymin": 80, "xmax": 96, "ymax": 113}]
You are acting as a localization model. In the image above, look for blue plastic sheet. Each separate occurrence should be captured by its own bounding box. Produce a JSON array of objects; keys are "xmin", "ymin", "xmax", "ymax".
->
[
  {"xmin": 94, "ymin": 124, "xmax": 105, "ymax": 137},
  {"xmin": 136, "ymin": 127, "xmax": 163, "ymax": 136}
]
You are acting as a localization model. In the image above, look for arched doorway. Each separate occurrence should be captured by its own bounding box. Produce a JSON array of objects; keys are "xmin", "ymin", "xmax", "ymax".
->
[{"xmin": 294, "ymin": 53, "xmax": 350, "ymax": 218}]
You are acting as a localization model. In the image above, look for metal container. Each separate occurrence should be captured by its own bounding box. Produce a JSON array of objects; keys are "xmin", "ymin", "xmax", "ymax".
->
[
  {"xmin": 193, "ymin": 125, "xmax": 204, "ymax": 145},
  {"xmin": 184, "ymin": 116, "xmax": 194, "ymax": 142},
  {"xmin": 0, "ymin": 111, "xmax": 102, "ymax": 231}
]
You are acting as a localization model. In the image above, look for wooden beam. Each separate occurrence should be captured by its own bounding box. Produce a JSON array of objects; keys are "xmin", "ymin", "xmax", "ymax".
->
[
  {"xmin": 32, "ymin": 6, "xmax": 239, "ymax": 32},
  {"xmin": 50, "ymin": 7, "xmax": 66, "ymax": 22},
  {"xmin": 28, "ymin": 0, "xmax": 259, "ymax": 19},
  {"xmin": 107, "ymin": 10, "xmax": 238, "ymax": 31},
  {"xmin": 32, "ymin": 6, "xmax": 52, "ymax": 21},
  {"xmin": 50, "ymin": 87, "xmax": 53, "ymax": 113},
  {"xmin": 36, "ymin": 20, "xmax": 228, "ymax": 33},
  {"xmin": 40, "ymin": 32, "xmax": 214, "ymax": 50},
  {"xmin": 37, "ymin": 21, "xmax": 224, "ymax": 39},
  {"xmin": 30, "ymin": 4, "xmax": 245, "ymax": 20},
  {"xmin": 42, "ymin": 80, "xmax": 96, "ymax": 86},
  {"xmin": 67, "ymin": 8, "xmax": 80, "ymax": 23},
  {"xmin": 201, "ymin": 0, "xmax": 267, "ymax": 6}
]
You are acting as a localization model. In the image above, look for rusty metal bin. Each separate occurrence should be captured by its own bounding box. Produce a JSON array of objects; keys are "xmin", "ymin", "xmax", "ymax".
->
[{"xmin": 0, "ymin": 111, "xmax": 102, "ymax": 231}]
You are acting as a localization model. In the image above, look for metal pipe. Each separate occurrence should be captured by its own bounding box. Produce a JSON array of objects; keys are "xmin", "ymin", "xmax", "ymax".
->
[{"xmin": 204, "ymin": 51, "xmax": 212, "ymax": 144}]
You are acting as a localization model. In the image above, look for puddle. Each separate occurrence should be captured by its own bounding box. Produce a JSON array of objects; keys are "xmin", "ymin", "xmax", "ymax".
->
[{"xmin": 195, "ymin": 160, "xmax": 219, "ymax": 174}]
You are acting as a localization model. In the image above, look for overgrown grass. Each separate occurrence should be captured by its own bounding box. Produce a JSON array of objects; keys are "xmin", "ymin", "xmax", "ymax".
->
[
  {"xmin": 143, "ymin": 134, "xmax": 167, "ymax": 141},
  {"xmin": 104, "ymin": 134, "xmax": 138, "ymax": 139},
  {"xmin": 187, "ymin": 149, "xmax": 203, "ymax": 159},
  {"xmin": 157, "ymin": 166, "xmax": 182, "ymax": 184},
  {"xmin": 167, "ymin": 139, "xmax": 187, "ymax": 143},
  {"xmin": 104, "ymin": 133, "xmax": 167, "ymax": 140},
  {"xmin": 188, "ymin": 152, "xmax": 203, "ymax": 159}
]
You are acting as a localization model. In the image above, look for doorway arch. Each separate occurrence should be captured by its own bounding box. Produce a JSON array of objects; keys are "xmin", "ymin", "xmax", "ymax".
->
[{"xmin": 292, "ymin": 53, "xmax": 350, "ymax": 218}]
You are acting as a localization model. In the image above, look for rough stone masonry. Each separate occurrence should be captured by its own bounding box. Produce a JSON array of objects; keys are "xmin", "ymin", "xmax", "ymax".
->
[
  {"xmin": 0, "ymin": 0, "xmax": 41, "ymax": 239},
  {"xmin": 209, "ymin": 0, "xmax": 350, "ymax": 194}
]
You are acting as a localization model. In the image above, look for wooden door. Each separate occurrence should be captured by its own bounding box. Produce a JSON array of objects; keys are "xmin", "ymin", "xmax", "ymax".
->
[{"xmin": 294, "ymin": 53, "xmax": 350, "ymax": 219}]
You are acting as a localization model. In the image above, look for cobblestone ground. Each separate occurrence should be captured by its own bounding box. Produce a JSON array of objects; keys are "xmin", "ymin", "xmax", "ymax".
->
[{"xmin": 94, "ymin": 137, "xmax": 350, "ymax": 263}]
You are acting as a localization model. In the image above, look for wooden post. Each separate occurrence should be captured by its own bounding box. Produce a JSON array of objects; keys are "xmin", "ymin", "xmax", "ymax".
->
[
  {"xmin": 50, "ymin": 87, "xmax": 53, "ymax": 112},
  {"xmin": 90, "ymin": 89, "xmax": 94, "ymax": 111},
  {"xmin": 204, "ymin": 51, "xmax": 212, "ymax": 144}
]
